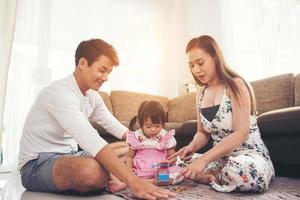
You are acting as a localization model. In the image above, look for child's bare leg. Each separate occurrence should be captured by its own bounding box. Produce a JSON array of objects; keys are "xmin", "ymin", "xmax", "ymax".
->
[{"xmin": 108, "ymin": 174, "xmax": 127, "ymax": 193}]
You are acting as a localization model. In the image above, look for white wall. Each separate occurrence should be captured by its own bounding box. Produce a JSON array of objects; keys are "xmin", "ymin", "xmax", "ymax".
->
[{"xmin": 176, "ymin": 0, "xmax": 223, "ymax": 95}]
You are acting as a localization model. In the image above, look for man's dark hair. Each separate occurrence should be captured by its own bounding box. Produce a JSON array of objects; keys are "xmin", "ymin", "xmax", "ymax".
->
[{"xmin": 75, "ymin": 39, "xmax": 119, "ymax": 67}]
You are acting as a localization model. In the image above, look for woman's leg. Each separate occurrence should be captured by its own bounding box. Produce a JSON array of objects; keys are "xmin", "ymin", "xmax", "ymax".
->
[{"xmin": 211, "ymin": 154, "xmax": 274, "ymax": 192}]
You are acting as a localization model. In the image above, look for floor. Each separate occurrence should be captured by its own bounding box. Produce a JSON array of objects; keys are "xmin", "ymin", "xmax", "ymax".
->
[
  {"xmin": 1, "ymin": 172, "xmax": 300, "ymax": 200},
  {"xmin": 0, "ymin": 172, "xmax": 123, "ymax": 200}
]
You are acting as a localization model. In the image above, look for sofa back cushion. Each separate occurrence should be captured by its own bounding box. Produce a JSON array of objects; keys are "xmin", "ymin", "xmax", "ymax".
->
[
  {"xmin": 168, "ymin": 92, "xmax": 197, "ymax": 123},
  {"xmin": 251, "ymin": 73, "xmax": 295, "ymax": 115},
  {"xmin": 98, "ymin": 91, "xmax": 114, "ymax": 114},
  {"xmin": 110, "ymin": 90, "xmax": 169, "ymax": 122},
  {"xmin": 295, "ymin": 73, "xmax": 300, "ymax": 106}
]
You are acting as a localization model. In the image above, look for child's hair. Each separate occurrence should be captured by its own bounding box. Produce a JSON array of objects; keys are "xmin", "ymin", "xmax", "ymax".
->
[{"xmin": 129, "ymin": 100, "xmax": 166, "ymax": 131}]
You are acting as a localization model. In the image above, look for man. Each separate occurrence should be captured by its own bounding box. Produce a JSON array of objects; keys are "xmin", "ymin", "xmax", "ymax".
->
[{"xmin": 19, "ymin": 39, "xmax": 175, "ymax": 199}]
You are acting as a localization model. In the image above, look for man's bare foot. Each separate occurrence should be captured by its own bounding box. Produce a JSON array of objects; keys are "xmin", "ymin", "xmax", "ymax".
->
[{"xmin": 108, "ymin": 180, "xmax": 127, "ymax": 193}]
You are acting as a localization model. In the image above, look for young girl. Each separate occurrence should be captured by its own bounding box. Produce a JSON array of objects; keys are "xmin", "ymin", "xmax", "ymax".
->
[{"xmin": 109, "ymin": 100, "xmax": 183, "ymax": 192}]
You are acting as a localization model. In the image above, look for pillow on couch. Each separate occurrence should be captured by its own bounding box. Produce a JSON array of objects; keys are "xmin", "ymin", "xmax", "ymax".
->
[
  {"xmin": 110, "ymin": 90, "xmax": 169, "ymax": 122},
  {"xmin": 251, "ymin": 73, "xmax": 294, "ymax": 115},
  {"xmin": 98, "ymin": 91, "xmax": 114, "ymax": 114},
  {"xmin": 168, "ymin": 92, "xmax": 197, "ymax": 123}
]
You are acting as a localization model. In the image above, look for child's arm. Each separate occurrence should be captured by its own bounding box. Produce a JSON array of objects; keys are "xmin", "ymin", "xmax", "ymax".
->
[
  {"xmin": 126, "ymin": 148, "xmax": 136, "ymax": 172},
  {"xmin": 167, "ymin": 147, "xmax": 177, "ymax": 165}
]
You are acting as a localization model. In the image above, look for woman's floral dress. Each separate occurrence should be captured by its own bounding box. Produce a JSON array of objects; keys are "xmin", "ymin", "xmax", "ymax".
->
[{"xmin": 199, "ymin": 87, "xmax": 275, "ymax": 192}]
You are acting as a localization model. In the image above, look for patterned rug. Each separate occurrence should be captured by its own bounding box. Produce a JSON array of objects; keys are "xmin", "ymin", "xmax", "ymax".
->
[{"xmin": 114, "ymin": 177, "xmax": 300, "ymax": 200}]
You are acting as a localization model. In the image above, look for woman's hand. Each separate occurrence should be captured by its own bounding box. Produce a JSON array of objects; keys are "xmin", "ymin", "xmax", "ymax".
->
[
  {"xmin": 127, "ymin": 176, "xmax": 176, "ymax": 200},
  {"xmin": 176, "ymin": 157, "xmax": 209, "ymax": 181},
  {"xmin": 167, "ymin": 144, "xmax": 195, "ymax": 162}
]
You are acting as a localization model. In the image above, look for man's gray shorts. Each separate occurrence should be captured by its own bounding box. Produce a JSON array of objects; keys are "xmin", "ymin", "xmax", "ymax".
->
[{"xmin": 20, "ymin": 151, "xmax": 92, "ymax": 192}]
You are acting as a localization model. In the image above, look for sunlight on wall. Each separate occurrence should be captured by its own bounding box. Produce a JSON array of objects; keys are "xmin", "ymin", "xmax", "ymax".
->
[{"xmin": 220, "ymin": 0, "xmax": 300, "ymax": 81}]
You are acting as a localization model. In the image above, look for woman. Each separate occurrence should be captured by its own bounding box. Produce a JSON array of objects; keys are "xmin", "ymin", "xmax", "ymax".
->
[{"xmin": 169, "ymin": 35, "xmax": 275, "ymax": 192}]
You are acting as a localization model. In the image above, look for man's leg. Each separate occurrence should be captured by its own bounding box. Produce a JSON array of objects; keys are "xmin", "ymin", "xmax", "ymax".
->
[{"xmin": 53, "ymin": 155, "xmax": 109, "ymax": 193}]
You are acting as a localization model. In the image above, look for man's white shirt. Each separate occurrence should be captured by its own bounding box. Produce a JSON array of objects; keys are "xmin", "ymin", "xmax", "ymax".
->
[{"xmin": 18, "ymin": 74, "xmax": 127, "ymax": 169}]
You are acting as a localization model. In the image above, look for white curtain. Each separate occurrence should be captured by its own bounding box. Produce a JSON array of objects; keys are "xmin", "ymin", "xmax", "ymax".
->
[
  {"xmin": 0, "ymin": 0, "xmax": 18, "ymax": 169},
  {"xmin": 2, "ymin": 0, "xmax": 182, "ymax": 168},
  {"xmin": 220, "ymin": 0, "xmax": 300, "ymax": 81}
]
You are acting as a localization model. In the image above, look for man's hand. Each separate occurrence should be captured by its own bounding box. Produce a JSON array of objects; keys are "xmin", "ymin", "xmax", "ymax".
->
[
  {"xmin": 127, "ymin": 176, "xmax": 176, "ymax": 200},
  {"xmin": 121, "ymin": 130, "xmax": 128, "ymax": 140}
]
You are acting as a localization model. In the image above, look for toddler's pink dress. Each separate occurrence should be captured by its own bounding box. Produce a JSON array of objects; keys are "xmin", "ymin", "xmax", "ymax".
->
[{"xmin": 126, "ymin": 129, "xmax": 182, "ymax": 180}]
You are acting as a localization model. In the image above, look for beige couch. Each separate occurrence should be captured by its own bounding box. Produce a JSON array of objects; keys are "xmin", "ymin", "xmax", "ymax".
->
[{"xmin": 92, "ymin": 73, "xmax": 300, "ymax": 177}]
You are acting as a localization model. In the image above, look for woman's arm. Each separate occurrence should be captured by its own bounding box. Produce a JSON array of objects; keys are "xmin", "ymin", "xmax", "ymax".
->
[
  {"xmin": 200, "ymin": 78, "xmax": 251, "ymax": 164},
  {"xmin": 168, "ymin": 91, "xmax": 211, "ymax": 161}
]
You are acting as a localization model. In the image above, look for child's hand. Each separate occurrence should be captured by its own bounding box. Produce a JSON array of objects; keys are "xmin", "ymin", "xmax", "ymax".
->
[
  {"xmin": 157, "ymin": 160, "xmax": 169, "ymax": 168},
  {"xmin": 159, "ymin": 160, "xmax": 168, "ymax": 164}
]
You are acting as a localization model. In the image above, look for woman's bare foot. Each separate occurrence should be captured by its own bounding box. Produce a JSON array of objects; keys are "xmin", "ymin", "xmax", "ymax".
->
[
  {"xmin": 108, "ymin": 180, "xmax": 127, "ymax": 193},
  {"xmin": 194, "ymin": 174, "xmax": 216, "ymax": 184},
  {"xmin": 194, "ymin": 169, "xmax": 220, "ymax": 185}
]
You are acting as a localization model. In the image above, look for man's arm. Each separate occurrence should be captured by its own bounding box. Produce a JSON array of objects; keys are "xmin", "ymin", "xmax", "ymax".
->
[
  {"xmin": 96, "ymin": 144, "xmax": 135, "ymax": 184},
  {"xmin": 91, "ymin": 93, "xmax": 128, "ymax": 140},
  {"xmin": 125, "ymin": 148, "xmax": 135, "ymax": 171}
]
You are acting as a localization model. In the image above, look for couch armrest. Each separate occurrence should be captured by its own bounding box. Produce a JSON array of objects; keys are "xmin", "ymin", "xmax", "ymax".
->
[
  {"xmin": 257, "ymin": 106, "xmax": 300, "ymax": 137},
  {"xmin": 177, "ymin": 120, "xmax": 197, "ymax": 137}
]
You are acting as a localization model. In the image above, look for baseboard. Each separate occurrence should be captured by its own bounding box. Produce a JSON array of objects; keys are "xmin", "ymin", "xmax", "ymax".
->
[{"xmin": 0, "ymin": 165, "xmax": 12, "ymax": 173}]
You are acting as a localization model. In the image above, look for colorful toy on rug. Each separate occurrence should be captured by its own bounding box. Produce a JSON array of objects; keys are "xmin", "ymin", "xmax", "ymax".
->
[
  {"xmin": 154, "ymin": 162, "xmax": 170, "ymax": 186},
  {"xmin": 172, "ymin": 186, "xmax": 187, "ymax": 193}
]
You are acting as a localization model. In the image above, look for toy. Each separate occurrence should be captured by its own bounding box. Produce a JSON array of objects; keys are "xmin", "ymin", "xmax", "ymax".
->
[
  {"xmin": 172, "ymin": 186, "xmax": 187, "ymax": 193},
  {"xmin": 155, "ymin": 162, "xmax": 169, "ymax": 186}
]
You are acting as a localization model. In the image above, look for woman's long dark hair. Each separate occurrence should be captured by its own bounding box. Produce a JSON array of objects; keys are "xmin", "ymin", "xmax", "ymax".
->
[{"xmin": 186, "ymin": 35, "xmax": 257, "ymax": 115}]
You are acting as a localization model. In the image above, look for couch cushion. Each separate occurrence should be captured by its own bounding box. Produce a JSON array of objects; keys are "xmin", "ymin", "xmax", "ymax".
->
[
  {"xmin": 98, "ymin": 91, "xmax": 113, "ymax": 114},
  {"xmin": 110, "ymin": 90, "xmax": 169, "ymax": 122},
  {"xmin": 251, "ymin": 73, "xmax": 295, "ymax": 115},
  {"xmin": 295, "ymin": 73, "xmax": 300, "ymax": 106},
  {"xmin": 168, "ymin": 92, "xmax": 197, "ymax": 123}
]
